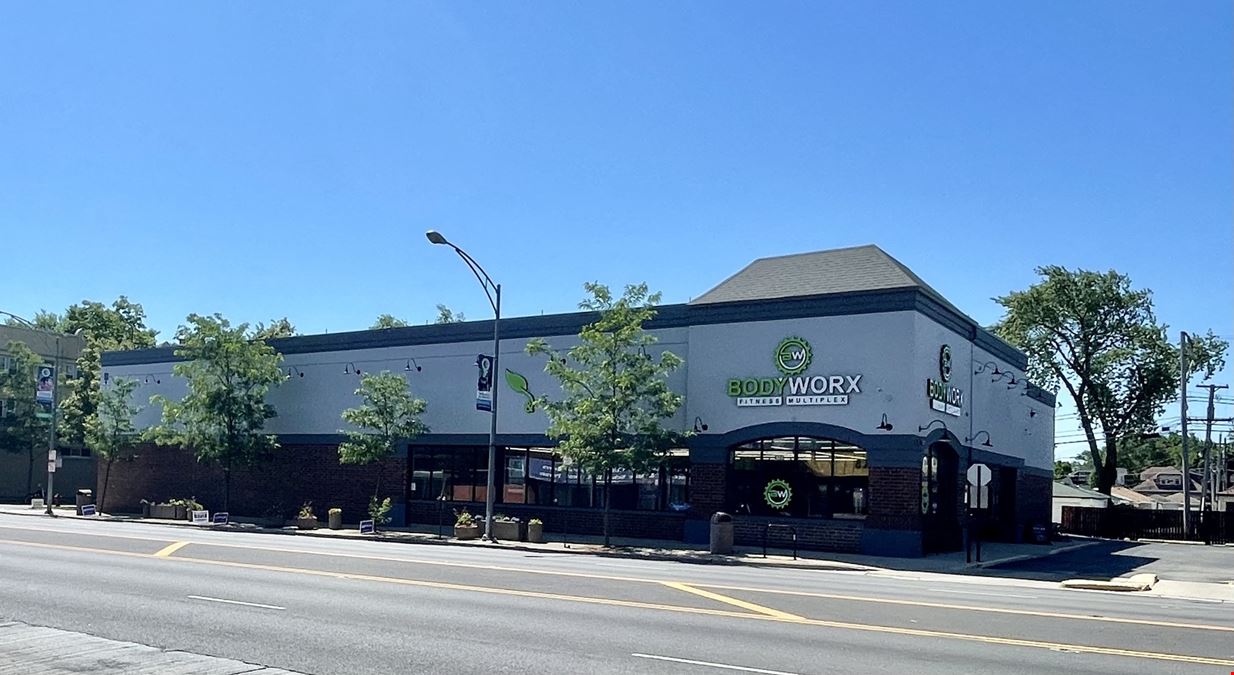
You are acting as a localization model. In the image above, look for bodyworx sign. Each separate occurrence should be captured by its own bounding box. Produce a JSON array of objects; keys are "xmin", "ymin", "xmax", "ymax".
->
[{"xmin": 725, "ymin": 336, "xmax": 863, "ymax": 408}]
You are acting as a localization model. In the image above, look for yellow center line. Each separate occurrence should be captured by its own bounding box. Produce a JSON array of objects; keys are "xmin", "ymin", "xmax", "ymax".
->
[
  {"xmin": 1, "ymin": 537, "xmax": 1232, "ymax": 668},
  {"xmin": 662, "ymin": 581, "xmax": 804, "ymax": 620},
  {"xmin": 4, "ymin": 530, "xmax": 1234, "ymax": 636},
  {"xmin": 690, "ymin": 582, "xmax": 1234, "ymax": 634},
  {"xmin": 153, "ymin": 541, "xmax": 191, "ymax": 558}
]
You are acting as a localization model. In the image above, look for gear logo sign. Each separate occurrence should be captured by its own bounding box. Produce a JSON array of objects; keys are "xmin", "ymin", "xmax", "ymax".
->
[
  {"xmin": 774, "ymin": 336, "xmax": 812, "ymax": 376},
  {"xmin": 763, "ymin": 479, "xmax": 792, "ymax": 509}
]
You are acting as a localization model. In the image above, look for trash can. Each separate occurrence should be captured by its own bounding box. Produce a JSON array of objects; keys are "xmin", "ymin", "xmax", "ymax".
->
[
  {"xmin": 709, "ymin": 512, "xmax": 734, "ymax": 554},
  {"xmin": 75, "ymin": 489, "xmax": 93, "ymax": 515}
]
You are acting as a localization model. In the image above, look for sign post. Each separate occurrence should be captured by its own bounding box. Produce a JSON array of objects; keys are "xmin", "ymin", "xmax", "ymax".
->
[
  {"xmin": 38, "ymin": 362, "xmax": 58, "ymax": 516},
  {"xmin": 966, "ymin": 463, "xmax": 991, "ymax": 562}
]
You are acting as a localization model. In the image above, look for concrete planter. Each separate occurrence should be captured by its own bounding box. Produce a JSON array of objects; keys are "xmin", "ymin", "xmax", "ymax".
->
[
  {"xmin": 328, "ymin": 511, "xmax": 343, "ymax": 530},
  {"xmin": 526, "ymin": 523, "xmax": 544, "ymax": 543},
  {"xmin": 491, "ymin": 520, "xmax": 521, "ymax": 541},
  {"xmin": 454, "ymin": 525, "xmax": 480, "ymax": 540},
  {"xmin": 296, "ymin": 517, "xmax": 318, "ymax": 530},
  {"xmin": 148, "ymin": 504, "xmax": 178, "ymax": 520}
]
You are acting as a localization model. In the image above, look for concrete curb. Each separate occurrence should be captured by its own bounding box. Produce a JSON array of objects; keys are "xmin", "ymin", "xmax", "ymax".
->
[
  {"xmin": 963, "ymin": 539, "xmax": 1099, "ymax": 569},
  {"xmin": 0, "ymin": 508, "xmax": 876, "ymax": 572},
  {"xmin": 1061, "ymin": 573, "xmax": 1158, "ymax": 592}
]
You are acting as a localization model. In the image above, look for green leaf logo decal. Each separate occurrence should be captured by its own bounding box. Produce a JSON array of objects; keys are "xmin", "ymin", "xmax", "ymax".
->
[{"xmin": 505, "ymin": 369, "xmax": 537, "ymax": 413}]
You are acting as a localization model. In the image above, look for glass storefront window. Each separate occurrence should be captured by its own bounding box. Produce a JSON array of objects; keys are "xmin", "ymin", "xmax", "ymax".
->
[
  {"xmin": 729, "ymin": 437, "xmax": 869, "ymax": 519},
  {"xmin": 410, "ymin": 446, "xmax": 690, "ymax": 512}
]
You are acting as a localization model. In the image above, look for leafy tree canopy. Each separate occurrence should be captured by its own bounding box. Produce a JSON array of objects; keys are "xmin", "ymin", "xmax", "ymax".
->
[
  {"xmin": 434, "ymin": 305, "xmax": 465, "ymax": 324},
  {"xmin": 0, "ymin": 341, "xmax": 52, "ymax": 495},
  {"xmin": 370, "ymin": 314, "xmax": 409, "ymax": 330},
  {"xmin": 339, "ymin": 371, "xmax": 427, "ymax": 525},
  {"xmin": 527, "ymin": 283, "xmax": 685, "ymax": 546},
  {"xmin": 253, "ymin": 317, "xmax": 297, "ymax": 341},
  {"xmin": 86, "ymin": 377, "xmax": 141, "ymax": 511},
  {"xmin": 148, "ymin": 313, "xmax": 285, "ymax": 510},
  {"xmin": 993, "ymin": 266, "xmax": 1227, "ymax": 494}
]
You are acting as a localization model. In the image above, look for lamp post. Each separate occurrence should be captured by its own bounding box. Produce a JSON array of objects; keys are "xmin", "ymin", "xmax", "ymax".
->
[
  {"xmin": 426, "ymin": 230, "xmax": 502, "ymax": 541},
  {"xmin": 0, "ymin": 310, "xmax": 79, "ymax": 516}
]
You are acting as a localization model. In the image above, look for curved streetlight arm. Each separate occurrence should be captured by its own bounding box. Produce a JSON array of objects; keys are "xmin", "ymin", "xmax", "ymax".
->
[
  {"xmin": 0, "ymin": 310, "xmax": 38, "ymax": 330},
  {"xmin": 446, "ymin": 245, "xmax": 499, "ymax": 314}
]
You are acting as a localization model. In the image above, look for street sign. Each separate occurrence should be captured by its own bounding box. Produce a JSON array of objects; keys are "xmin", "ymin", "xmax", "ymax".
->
[
  {"xmin": 190, "ymin": 510, "xmax": 209, "ymax": 525},
  {"xmin": 47, "ymin": 449, "xmax": 56, "ymax": 462},
  {"xmin": 359, "ymin": 519, "xmax": 375, "ymax": 534},
  {"xmin": 80, "ymin": 504, "xmax": 96, "ymax": 517},
  {"xmin": 212, "ymin": 512, "xmax": 229, "ymax": 525},
  {"xmin": 967, "ymin": 463, "xmax": 992, "ymax": 486},
  {"xmin": 47, "ymin": 459, "xmax": 56, "ymax": 473}
]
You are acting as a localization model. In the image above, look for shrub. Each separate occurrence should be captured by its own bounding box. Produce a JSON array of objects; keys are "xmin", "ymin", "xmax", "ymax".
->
[
  {"xmin": 368, "ymin": 496, "xmax": 392, "ymax": 526},
  {"xmin": 298, "ymin": 502, "xmax": 316, "ymax": 520},
  {"xmin": 454, "ymin": 508, "xmax": 475, "ymax": 527}
]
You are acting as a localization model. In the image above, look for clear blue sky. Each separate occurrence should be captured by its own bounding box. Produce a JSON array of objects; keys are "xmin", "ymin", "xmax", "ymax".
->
[{"xmin": 2, "ymin": 3, "xmax": 1230, "ymax": 455}]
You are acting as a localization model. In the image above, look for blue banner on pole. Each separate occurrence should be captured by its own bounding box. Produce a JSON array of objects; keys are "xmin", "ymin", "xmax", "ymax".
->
[{"xmin": 476, "ymin": 354, "xmax": 493, "ymax": 411}]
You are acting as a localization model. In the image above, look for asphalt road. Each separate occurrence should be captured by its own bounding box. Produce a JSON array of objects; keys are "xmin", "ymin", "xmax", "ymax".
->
[
  {"xmin": 1, "ymin": 515, "xmax": 1232, "ymax": 674},
  {"xmin": 980, "ymin": 539, "xmax": 1234, "ymax": 583}
]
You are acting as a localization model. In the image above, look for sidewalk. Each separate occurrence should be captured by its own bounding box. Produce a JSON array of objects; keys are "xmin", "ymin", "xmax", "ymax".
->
[
  {"xmin": 0, "ymin": 503, "xmax": 1089, "ymax": 575},
  {"xmin": 0, "ymin": 620, "xmax": 302, "ymax": 675}
]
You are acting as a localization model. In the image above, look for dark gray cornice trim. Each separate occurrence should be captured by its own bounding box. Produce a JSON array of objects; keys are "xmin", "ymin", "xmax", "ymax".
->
[{"xmin": 103, "ymin": 287, "xmax": 1030, "ymax": 372}]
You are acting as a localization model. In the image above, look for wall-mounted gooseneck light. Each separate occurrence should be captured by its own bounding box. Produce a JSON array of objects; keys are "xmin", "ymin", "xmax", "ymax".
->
[
  {"xmin": 966, "ymin": 430, "xmax": 993, "ymax": 447},
  {"xmin": 974, "ymin": 361, "xmax": 1003, "ymax": 376},
  {"xmin": 405, "ymin": 358, "xmax": 422, "ymax": 372},
  {"xmin": 877, "ymin": 414, "xmax": 894, "ymax": 431},
  {"xmin": 693, "ymin": 417, "xmax": 708, "ymax": 433},
  {"xmin": 918, "ymin": 419, "xmax": 948, "ymax": 433},
  {"xmin": 286, "ymin": 366, "xmax": 304, "ymax": 378}
]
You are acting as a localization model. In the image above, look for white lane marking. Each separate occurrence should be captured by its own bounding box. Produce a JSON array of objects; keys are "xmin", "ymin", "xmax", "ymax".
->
[
  {"xmin": 631, "ymin": 653, "xmax": 797, "ymax": 674},
  {"xmin": 926, "ymin": 588, "xmax": 1038, "ymax": 599},
  {"xmin": 186, "ymin": 595, "xmax": 285, "ymax": 610}
]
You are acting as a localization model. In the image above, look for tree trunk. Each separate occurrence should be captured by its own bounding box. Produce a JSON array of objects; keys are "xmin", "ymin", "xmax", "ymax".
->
[
  {"xmin": 100, "ymin": 459, "xmax": 112, "ymax": 514},
  {"xmin": 1095, "ymin": 438, "xmax": 1119, "ymax": 495},
  {"xmin": 223, "ymin": 468, "xmax": 231, "ymax": 512}
]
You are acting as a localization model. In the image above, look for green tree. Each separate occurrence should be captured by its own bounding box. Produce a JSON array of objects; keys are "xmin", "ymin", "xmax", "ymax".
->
[
  {"xmin": 339, "ymin": 371, "xmax": 427, "ymax": 528},
  {"xmin": 253, "ymin": 318, "xmax": 297, "ymax": 340},
  {"xmin": 1053, "ymin": 460, "xmax": 1073, "ymax": 481},
  {"xmin": 434, "ymin": 304, "xmax": 465, "ymax": 324},
  {"xmin": 994, "ymin": 267, "xmax": 1227, "ymax": 494},
  {"xmin": 148, "ymin": 314, "xmax": 285, "ymax": 511},
  {"xmin": 0, "ymin": 342, "xmax": 52, "ymax": 496},
  {"xmin": 370, "ymin": 314, "xmax": 409, "ymax": 330},
  {"xmin": 86, "ymin": 378, "xmax": 140, "ymax": 513},
  {"xmin": 57, "ymin": 297, "xmax": 158, "ymax": 448},
  {"xmin": 527, "ymin": 283, "xmax": 685, "ymax": 546}
]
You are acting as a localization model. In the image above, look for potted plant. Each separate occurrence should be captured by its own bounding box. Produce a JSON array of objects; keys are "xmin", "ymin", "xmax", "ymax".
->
[
  {"xmin": 453, "ymin": 509, "xmax": 479, "ymax": 540},
  {"xmin": 491, "ymin": 514, "xmax": 520, "ymax": 541},
  {"xmin": 527, "ymin": 518, "xmax": 545, "ymax": 543},
  {"xmin": 328, "ymin": 507, "xmax": 343, "ymax": 530},
  {"xmin": 296, "ymin": 502, "xmax": 318, "ymax": 530}
]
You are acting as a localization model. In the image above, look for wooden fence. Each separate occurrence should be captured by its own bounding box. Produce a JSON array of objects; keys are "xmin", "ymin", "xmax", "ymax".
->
[{"xmin": 1060, "ymin": 506, "xmax": 1233, "ymax": 544}]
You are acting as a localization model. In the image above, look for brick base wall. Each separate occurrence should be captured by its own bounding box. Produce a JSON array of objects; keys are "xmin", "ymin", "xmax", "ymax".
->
[
  {"xmin": 100, "ymin": 443, "xmax": 406, "ymax": 521},
  {"xmin": 733, "ymin": 516, "xmax": 863, "ymax": 553},
  {"xmin": 865, "ymin": 466, "xmax": 923, "ymax": 532},
  {"xmin": 407, "ymin": 500, "xmax": 686, "ymax": 540}
]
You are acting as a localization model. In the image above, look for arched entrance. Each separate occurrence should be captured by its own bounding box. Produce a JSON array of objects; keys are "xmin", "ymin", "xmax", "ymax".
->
[
  {"xmin": 922, "ymin": 441, "xmax": 961, "ymax": 553},
  {"xmin": 727, "ymin": 435, "xmax": 869, "ymax": 519}
]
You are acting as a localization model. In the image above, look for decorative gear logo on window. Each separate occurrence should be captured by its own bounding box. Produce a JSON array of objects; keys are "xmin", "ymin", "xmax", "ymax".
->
[
  {"xmin": 774, "ymin": 336, "xmax": 813, "ymax": 376},
  {"xmin": 763, "ymin": 479, "xmax": 792, "ymax": 509}
]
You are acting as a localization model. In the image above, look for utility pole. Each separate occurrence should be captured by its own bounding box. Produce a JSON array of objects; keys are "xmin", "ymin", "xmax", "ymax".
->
[
  {"xmin": 1180, "ymin": 332, "xmax": 1191, "ymax": 538},
  {"xmin": 1194, "ymin": 384, "xmax": 1229, "ymax": 510}
]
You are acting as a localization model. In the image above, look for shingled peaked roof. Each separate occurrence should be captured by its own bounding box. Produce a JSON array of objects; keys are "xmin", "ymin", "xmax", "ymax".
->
[{"xmin": 690, "ymin": 245, "xmax": 966, "ymax": 319}]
